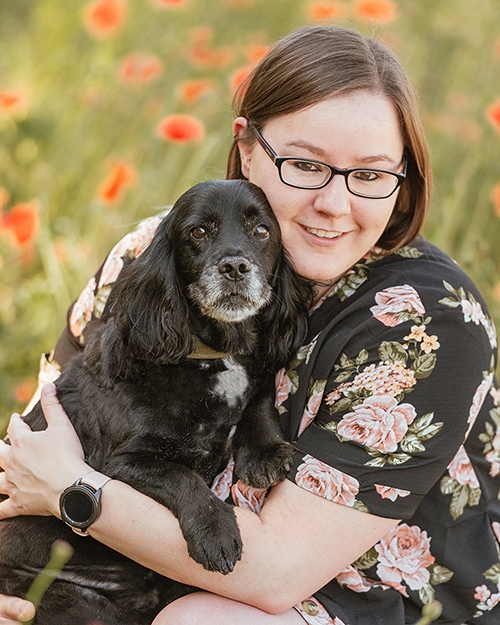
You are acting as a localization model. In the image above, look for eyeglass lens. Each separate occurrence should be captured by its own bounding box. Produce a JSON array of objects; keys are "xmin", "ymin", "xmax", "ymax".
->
[{"xmin": 279, "ymin": 160, "xmax": 400, "ymax": 198}]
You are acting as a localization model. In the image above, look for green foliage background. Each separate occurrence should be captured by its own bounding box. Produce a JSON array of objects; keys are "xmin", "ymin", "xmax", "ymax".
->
[{"xmin": 1, "ymin": 0, "xmax": 499, "ymax": 429}]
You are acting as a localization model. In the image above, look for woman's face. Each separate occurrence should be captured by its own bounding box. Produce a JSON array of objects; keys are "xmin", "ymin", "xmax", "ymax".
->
[{"xmin": 235, "ymin": 91, "xmax": 405, "ymax": 291}]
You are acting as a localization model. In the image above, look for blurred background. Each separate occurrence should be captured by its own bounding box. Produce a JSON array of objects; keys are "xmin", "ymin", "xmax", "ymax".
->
[{"xmin": 1, "ymin": 0, "xmax": 499, "ymax": 428}]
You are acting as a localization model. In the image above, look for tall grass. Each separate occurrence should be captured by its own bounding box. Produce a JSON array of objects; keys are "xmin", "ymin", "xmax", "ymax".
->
[{"xmin": 1, "ymin": 0, "xmax": 499, "ymax": 427}]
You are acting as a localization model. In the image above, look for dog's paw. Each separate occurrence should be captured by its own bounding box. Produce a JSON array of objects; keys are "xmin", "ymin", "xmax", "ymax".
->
[
  {"xmin": 181, "ymin": 498, "xmax": 243, "ymax": 575},
  {"xmin": 235, "ymin": 440, "xmax": 294, "ymax": 489}
]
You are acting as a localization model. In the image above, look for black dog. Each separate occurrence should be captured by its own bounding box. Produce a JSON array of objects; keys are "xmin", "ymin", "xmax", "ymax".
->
[{"xmin": 0, "ymin": 180, "xmax": 310, "ymax": 625}]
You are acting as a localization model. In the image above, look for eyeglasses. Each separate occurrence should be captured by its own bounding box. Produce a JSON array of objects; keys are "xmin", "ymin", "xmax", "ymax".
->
[{"xmin": 248, "ymin": 123, "xmax": 407, "ymax": 200}]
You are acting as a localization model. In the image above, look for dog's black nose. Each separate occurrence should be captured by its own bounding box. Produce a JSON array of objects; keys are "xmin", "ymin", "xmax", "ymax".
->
[{"xmin": 218, "ymin": 257, "xmax": 252, "ymax": 281}]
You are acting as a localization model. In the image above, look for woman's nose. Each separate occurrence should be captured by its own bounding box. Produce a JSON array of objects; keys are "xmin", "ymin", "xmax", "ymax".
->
[{"xmin": 312, "ymin": 174, "xmax": 351, "ymax": 216}]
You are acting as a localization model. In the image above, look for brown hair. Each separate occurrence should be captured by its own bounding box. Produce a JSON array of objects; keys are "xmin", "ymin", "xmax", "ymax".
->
[{"xmin": 226, "ymin": 25, "xmax": 432, "ymax": 252}]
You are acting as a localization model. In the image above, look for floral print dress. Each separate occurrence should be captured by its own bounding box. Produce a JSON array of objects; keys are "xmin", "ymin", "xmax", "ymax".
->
[{"xmin": 35, "ymin": 215, "xmax": 500, "ymax": 625}]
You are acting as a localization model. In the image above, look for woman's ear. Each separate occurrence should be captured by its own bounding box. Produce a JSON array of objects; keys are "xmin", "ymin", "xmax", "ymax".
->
[{"xmin": 233, "ymin": 117, "xmax": 253, "ymax": 179}]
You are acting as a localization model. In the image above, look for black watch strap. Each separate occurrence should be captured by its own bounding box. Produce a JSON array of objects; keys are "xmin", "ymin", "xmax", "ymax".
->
[{"xmin": 59, "ymin": 471, "xmax": 111, "ymax": 536}]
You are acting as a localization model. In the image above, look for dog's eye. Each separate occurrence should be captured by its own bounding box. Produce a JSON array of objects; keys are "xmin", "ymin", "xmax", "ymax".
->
[
  {"xmin": 191, "ymin": 226, "xmax": 208, "ymax": 240},
  {"xmin": 253, "ymin": 225, "xmax": 269, "ymax": 240}
]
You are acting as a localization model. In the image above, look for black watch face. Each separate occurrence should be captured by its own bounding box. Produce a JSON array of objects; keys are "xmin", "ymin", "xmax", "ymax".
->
[{"xmin": 61, "ymin": 486, "xmax": 99, "ymax": 527}]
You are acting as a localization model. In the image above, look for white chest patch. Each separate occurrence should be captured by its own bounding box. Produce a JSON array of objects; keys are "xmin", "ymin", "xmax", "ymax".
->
[{"xmin": 212, "ymin": 358, "xmax": 250, "ymax": 408}]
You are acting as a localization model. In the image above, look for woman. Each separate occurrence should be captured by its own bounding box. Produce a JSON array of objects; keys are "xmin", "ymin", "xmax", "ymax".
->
[{"xmin": 0, "ymin": 25, "xmax": 499, "ymax": 625}]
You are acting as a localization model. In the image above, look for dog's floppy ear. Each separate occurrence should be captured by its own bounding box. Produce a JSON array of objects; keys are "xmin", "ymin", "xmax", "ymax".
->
[
  {"xmin": 105, "ymin": 212, "xmax": 193, "ymax": 365},
  {"xmin": 258, "ymin": 251, "xmax": 312, "ymax": 371}
]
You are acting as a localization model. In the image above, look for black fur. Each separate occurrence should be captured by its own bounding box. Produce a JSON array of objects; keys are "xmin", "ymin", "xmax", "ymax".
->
[{"xmin": 0, "ymin": 180, "xmax": 311, "ymax": 625}]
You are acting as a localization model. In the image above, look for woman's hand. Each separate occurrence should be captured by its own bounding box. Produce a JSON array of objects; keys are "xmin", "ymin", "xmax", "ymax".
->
[
  {"xmin": 0, "ymin": 595, "xmax": 35, "ymax": 624},
  {"xmin": 0, "ymin": 383, "xmax": 90, "ymax": 519}
]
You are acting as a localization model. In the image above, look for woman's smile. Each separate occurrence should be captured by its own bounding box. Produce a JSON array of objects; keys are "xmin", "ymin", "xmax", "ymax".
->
[{"xmin": 303, "ymin": 226, "xmax": 344, "ymax": 240}]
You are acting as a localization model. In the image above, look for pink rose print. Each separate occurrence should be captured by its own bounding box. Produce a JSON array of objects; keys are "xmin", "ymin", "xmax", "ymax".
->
[
  {"xmin": 231, "ymin": 480, "xmax": 267, "ymax": 515},
  {"xmin": 296, "ymin": 455, "xmax": 359, "ymax": 506},
  {"xmin": 336, "ymin": 565, "xmax": 373, "ymax": 593},
  {"xmin": 275, "ymin": 368, "xmax": 292, "ymax": 409},
  {"xmin": 466, "ymin": 373, "xmax": 494, "ymax": 437},
  {"xmin": 370, "ymin": 285, "xmax": 426, "ymax": 327},
  {"xmin": 298, "ymin": 385, "xmax": 326, "ymax": 436},
  {"xmin": 98, "ymin": 252, "xmax": 125, "ymax": 288},
  {"xmin": 69, "ymin": 276, "xmax": 97, "ymax": 337},
  {"xmin": 485, "ymin": 427, "xmax": 500, "ymax": 477},
  {"xmin": 492, "ymin": 521, "xmax": 500, "ymax": 544},
  {"xmin": 375, "ymin": 484, "xmax": 411, "ymax": 501},
  {"xmin": 462, "ymin": 299, "xmax": 485, "ymax": 325},
  {"xmin": 375, "ymin": 524, "xmax": 435, "ymax": 596},
  {"xmin": 337, "ymin": 396, "xmax": 417, "ymax": 453},
  {"xmin": 473, "ymin": 584, "xmax": 500, "ymax": 614},
  {"xmin": 98, "ymin": 214, "xmax": 164, "ymax": 288},
  {"xmin": 211, "ymin": 457, "xmax": 234, "ymax": 501},
  {"xmin": 131, "ymin": 214, "xmax": 164, "ymax": 257},
  {"xmin": 447, "ymin": 445, "xmax": 480, "ymax": 488},
  {"xmin": 475, "ymin": 584, "xmax": 492, "ymax": 603},
  {"xmin": 38, "ymin": 353, "xmax": 61, "ymax": 385}
]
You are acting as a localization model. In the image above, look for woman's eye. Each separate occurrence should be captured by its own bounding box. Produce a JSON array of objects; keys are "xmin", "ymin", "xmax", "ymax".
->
[
  {"xmin": 353, "ymin": 170, "xmax": 380, "ymax": 182},
  {"xmin": 293, "ymin": 160, "xmax": 322, "ymax": 173},
  {"xmin": 253, "ymin": 224, "xmax": 270, "ymax": 239},
  {"xmin": 190, "ymin": 226, "xmax": 208, "ymax": 240}
]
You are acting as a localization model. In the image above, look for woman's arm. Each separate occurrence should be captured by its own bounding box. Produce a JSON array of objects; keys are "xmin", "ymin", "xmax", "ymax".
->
[{"xmin": 0, "ymin": 384, "xmax": 398, "ymax": 615}]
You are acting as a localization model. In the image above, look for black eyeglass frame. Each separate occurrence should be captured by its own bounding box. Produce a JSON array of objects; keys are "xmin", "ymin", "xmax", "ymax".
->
[{"xmin": 248, "ymin": 122, "xmax": 407, "ymax": 200}]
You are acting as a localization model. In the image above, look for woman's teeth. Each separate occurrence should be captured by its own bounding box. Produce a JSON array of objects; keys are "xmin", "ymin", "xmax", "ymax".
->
[{"xmin": 305, "ymin": 227, "xmax": 342, "ymax": 239}]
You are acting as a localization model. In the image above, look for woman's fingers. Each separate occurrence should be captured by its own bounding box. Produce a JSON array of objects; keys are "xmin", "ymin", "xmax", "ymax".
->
[
  {"xmin": 39, "ymin": 384, "xmax": 85, "ymax": 457},
  {"xmin": 0, "ymin": 595, "xmax": 35, "ymax": 624},
  {"xmin": 0, "ymin": 383, "xmax": 89, "ymax": 518},
  {"xmin": 39, "ymin": 382, "xmax": 66, "ymax": 426},
  {"xmin": 5, "ymin": 413, "xmax": 31, "ymax": 447}
]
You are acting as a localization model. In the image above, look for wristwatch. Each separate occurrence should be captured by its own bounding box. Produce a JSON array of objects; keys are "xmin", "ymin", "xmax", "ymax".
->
[{"xmin": 59, "ymin": 471, "xmax": 111, "ymax": 536}]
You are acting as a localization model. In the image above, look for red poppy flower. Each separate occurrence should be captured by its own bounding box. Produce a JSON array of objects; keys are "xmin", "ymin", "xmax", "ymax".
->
[
  {"xmin": 156, "ymin": 114, "xmax": 205, "ymax": 143},
  {"xmin": 1, "ymin": 201, "xmax": 40, "ymax": 246},
  {"xmin": 486, "ymin": 100, "xmax": 500, "ymax": 133},
  {"xmin": 492, "ymin": 183, "xmax": 500, "ymax": 218},
  {"xmin": 118, "ymin": 52, "xmax": 163, "ymax": 85},
  {"xmin": 244, "ymin": 43, "xmax": 271, "ymax": 64},
  {"xmin": 178, "ymin": 79, "xmax": 216, "ymax": 104},
  {"xmin": 229, "ymin": 64, "xmax": 255, "ymax": 95},
  {"xmin": 82, "ymin": 0, "xmax": 127, "ymax": 38},
  {"xmin": 188, "ymin": 26, "xmax": 232, "ymax": 68},
  {"xmin": 354, "ymin": 0, "xmax": 396, "ymax": 23},
  {"xmin": 15, "ymin": 380, "xmax": 37, "ymax": 405},
  {"xmin": 97, "ymin": 160, "xmax": 137, "ymax": 204},
  {"xmin": 305, "ymin": 1, "xmax": 348, "ymax": 22},
  {"xmin": 0, "ymin": 89, "xmax": 29, "ymax": 115}
]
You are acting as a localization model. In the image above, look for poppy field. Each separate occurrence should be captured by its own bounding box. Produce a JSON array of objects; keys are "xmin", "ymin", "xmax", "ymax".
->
[{"xmin": 1, "ymin": 0, "xmax": 499, "ymax": 426}]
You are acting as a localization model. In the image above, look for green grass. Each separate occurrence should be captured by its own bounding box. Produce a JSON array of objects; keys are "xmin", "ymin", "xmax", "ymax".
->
[{"xmin": 1, "ymin": 0, "xmax": 499, "ymax": 427}]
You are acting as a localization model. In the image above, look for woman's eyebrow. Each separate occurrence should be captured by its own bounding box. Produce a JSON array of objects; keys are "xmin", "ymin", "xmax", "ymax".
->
[{"xmin": 283, "ymin": 140, "xmax": 398, "ymax": 166}]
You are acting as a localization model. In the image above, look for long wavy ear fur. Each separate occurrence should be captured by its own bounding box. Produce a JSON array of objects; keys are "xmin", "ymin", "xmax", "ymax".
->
[
  {"xmin": 258, "ymin": 250, "xmax": 313, "ymax": 372},
  {"xmin": 104, "ymin": 212, "xmax": 193, "ymax": 366}
]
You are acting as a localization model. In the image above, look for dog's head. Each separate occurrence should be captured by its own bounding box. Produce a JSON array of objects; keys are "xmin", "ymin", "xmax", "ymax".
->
[
  {"xmin": 169, "ymin": 180, "xmax": 281, "ymax": 324},
  {"xmin": 107, "ymin": 180, "xmax": 311, "ymax": 369}
]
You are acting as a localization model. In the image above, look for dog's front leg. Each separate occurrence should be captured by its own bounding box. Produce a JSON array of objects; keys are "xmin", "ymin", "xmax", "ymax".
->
[
  {"xmin": 232, "ymin": 383, "xmax": 294, "ymax": 489},
  {"xmin": 105, "ymin": 457, "xmax": 243, "ymax": 575}
]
